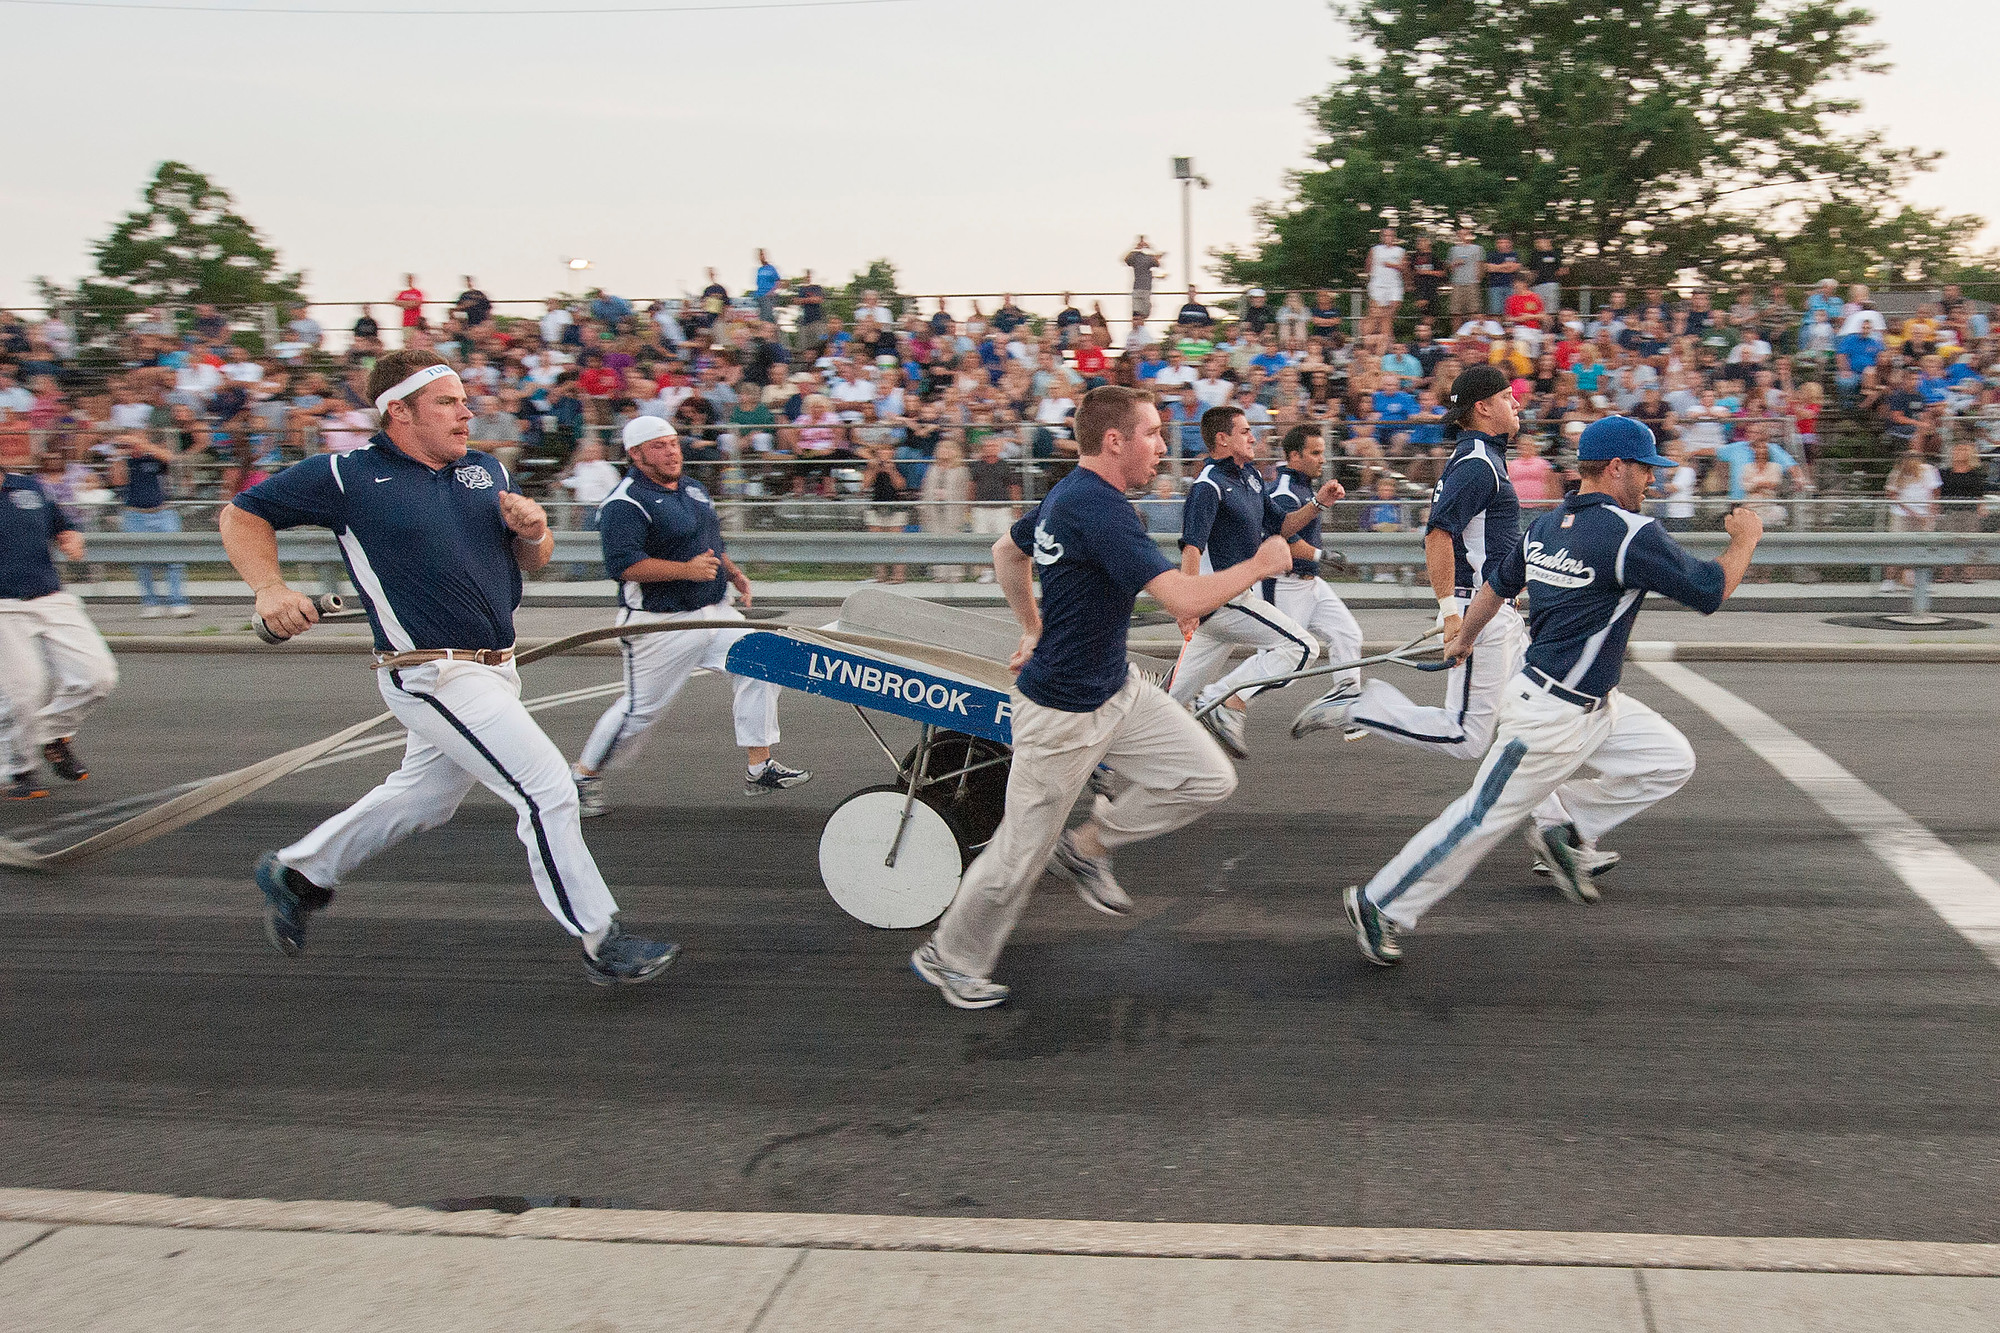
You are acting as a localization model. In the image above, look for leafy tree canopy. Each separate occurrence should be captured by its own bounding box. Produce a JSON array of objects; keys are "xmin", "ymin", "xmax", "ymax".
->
[
  {"xmin": 41, "ymin": 160, "xmax": 305, "ymax": 336},
  {"xmin": 1221, "ymin": 0, "xmax": 1989, "ymax": 292}
]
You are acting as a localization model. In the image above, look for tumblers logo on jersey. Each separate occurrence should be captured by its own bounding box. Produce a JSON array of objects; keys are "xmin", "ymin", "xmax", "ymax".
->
[
  {"xmin": 1522, "ymin": 540, "xmax": 1596, "ymax": 589},
  {"xmin": 454, "ymin": 464, "xmax": 494, "ymax": 490},
  {"xmin": 1032, "ymin": 524, "xmax": 1065, "ymax": 566},
  {"xmin": 9, "ymin": 489, "xmax": 44, "ymax": 510}
]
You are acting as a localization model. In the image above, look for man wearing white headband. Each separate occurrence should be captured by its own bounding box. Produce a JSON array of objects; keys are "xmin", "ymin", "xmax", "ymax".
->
[
  {"xmin": 219, "ymin": 349, "xmax": 679, "ymax": 987},
  {"xmin": 569, "ymin": 415, "xmax": 809, "ymax": 815}
]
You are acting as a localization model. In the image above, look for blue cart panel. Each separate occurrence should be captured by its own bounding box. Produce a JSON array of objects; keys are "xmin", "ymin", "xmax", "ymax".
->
[{"xmin": 726, "ymin": 632, "xmax": 1014, "ymax": 745}]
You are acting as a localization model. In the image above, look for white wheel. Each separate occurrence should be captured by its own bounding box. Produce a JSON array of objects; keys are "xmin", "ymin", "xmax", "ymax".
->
[{"xmin": 818, "ymin": 788, "xmax": 964, "ymax": 929}]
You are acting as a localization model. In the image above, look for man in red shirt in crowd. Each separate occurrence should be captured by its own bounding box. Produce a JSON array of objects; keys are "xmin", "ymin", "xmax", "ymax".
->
[
  {"xmin": 395, "ymin": 274, "xmax": 426, "ymax": 330},
  {"xmin": 1503, "ymin": 276, "xmax": 1545, "ymax": 327},
  {"xmin": 1074, "ymin": 330, "xmax": 1109, "ymax": 388}
]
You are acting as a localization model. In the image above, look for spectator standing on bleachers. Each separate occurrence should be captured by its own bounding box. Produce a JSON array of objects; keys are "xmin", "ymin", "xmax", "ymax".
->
[
  {"xmin": 1125, "ymin": 237, "xmax": 1164, "ymax": 322},
  {"xmin": 106, "ymin": 428, "xmax": 190, "ymax": 618},
  {"xmin": 754, "ymin": 250, "xmax": 782, "ymax": 325},
  {"xmin": 394, "ymin": 275, "xmax": 425, "ymax": 334},
  {"xmin": 1447, "ymin": 228, "xmax": 1485, "ymax": 320}
]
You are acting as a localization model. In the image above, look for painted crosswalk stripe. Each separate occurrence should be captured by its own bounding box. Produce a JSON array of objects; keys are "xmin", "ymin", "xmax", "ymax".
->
[{"xmin": 1641, "ymin": 660, "xmax": 2000, "ymax": 968}]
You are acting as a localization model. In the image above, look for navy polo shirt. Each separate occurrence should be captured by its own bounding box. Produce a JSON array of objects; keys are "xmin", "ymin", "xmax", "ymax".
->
[
  {"xmin": 0, "ymin": 474, "xmax": 71, "ymax": 600},
  {"xmin": 1180, "ymin": 454, "xmax": 1283, "ymax": 575},
  {"xmin": 1009, "ymin": 467, "xmax": 1174, "ymax": 713},
  {"xmin": 597, "ymin": 470, "xmax": 728, "ymax": 614},
  {"xmin": 1491, "ymin": 491, "xmax": 1725, "ymax": 697},
  {"xmin": 232, "ymin": 434, "xmax": 524, "ymax": 654},
  {"xmin": 1266, "ymin": 465, "xmax": 1323, "ymax": 577},
  {"xmin": 123, "ymin": 453, "xmax": 169, "ymax": 510},
  {"xmin": 1426, "ymin": 430, "xmax": 1521, "ymax": 592}
]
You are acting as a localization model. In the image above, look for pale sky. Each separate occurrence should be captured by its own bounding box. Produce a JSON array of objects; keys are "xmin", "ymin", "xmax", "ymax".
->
[{"xmin": 4, "ymin": 0, "xmax": 1995, "ymax": 319}]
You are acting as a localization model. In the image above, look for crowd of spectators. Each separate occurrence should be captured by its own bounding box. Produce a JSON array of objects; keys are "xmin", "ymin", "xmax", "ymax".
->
[{"xmin": 1, "ymin": 240, "xmax": 1996, "ymax": 591}]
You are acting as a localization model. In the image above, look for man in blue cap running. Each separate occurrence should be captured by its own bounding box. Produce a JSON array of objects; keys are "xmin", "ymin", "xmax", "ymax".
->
[{"xmin": 1342, "ymin": 415, "xmax": 1765, "ymax": 967}]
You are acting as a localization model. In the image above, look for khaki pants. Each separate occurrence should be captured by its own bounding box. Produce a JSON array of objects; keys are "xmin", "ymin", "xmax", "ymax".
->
[
  {"xmin": 1449, "ymin": 285, "xmax": 1479, "ymax": 318},
  {"xmin": 932, "ymin": 669, "xmax": 1237, "ymax": 978}
]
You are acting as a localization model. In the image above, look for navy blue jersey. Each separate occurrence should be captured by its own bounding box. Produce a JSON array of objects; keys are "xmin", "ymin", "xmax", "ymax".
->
[
  {"xmin": 1180, "ymin": 455, "xmax": 1284, "ymax": 574},
  {"xmin": 1491, "ymin": 491, "xmax": 1726, "ymax": 697},
  {"xmin": 0, "ymin": 474, "xmax": 72, "ymax": 600},
  {"xmin": 232, "ymin": 434, "xmax": 524, "ymax": 654},
  {"xmin": 122, "ymin": 453, "xmax": 169, "ymax": 509},
  {"xmin": 1009, "ymin": 467, "xmax": 1174, "ymax": 713},
  {"xmin": 1266, "ymin": 465, "xmax": 1322, "ymax": 576},
  {"xmin": 1425, "ymin": 431, "xmax": 1520, "ymax": 592},
  {"xmin": 597, "ymin": 470, "xmax": 728, "ymax": 614}
]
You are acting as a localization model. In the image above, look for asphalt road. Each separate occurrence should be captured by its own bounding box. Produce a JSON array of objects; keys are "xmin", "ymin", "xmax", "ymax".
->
[{"xmin": 1, "ymin": 652, "xmax": 1996, "ymax": 1243}]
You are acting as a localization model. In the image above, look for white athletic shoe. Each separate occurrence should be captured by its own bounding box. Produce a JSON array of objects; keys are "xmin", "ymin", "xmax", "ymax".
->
[
  {"xmin": 573, "ymin": 767, "xmax": 608, "ymax": 818},
  {"xmin": 139, "ymin": 606, "xmax": 166, "ymax": 619},
  {"xmin": 1290, "ymin": 679, "xmax": 1362, "ymax": 740},
  {"xmin": 1048, "ymin": 829, "xmax": 1132, "ymax": 916},
  {"xmin": 169, "ymin": 604, "xmax": 195, "ymax": 617},
  {"xmin": 1879, "ymin": 579, "xmax": 1899, "ymax": 594},
  {"xmin": 1524, "ymin": 822, "xmax": 1600, "ymax": 905},
  {"xmin": 1532, "ymin": 842, "xmax": 1621, "ymax": 879},
  {"xmin": 911, "ymin": 939, "xmax": 1010, "ymax": 1010},
  {"xmin": 1199, "ymin": 703, "xmax": 1250, "ymax": 759}
]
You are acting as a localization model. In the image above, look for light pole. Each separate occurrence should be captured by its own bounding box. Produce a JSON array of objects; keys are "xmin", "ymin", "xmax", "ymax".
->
[{"xmin": 1171, "ymin": 157, "xmax": 1211, "ymax": 290}]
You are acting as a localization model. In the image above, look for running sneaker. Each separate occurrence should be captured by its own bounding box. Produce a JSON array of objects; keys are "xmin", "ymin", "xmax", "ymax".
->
[
  {"xmin": 1344, "ymin": 885, "xmax": 1402, "ymax": 966},
  {"xmin": 573, "ymin": 767, "xmax": 608, "ymax": 818},
  {"xmin": 6, "ymin": 773, "xmax": 50, "ymax": 801},
  {"xmin": 1290, "ymin": 679, "xmax": 1363, "ymax": 740},
  {"xmin": 581, "ymin": 918, "xmax": 680, "ymax": 987},
  {"xmin": 746, "ymin": 759, "xmax": 812, "ymax": 797},
  {"xmin": 1048, "ymin": 829, "xmax": 1132, "ymax": 916},
  {"xmin": 1532, "ymin": 843, "xmax": 1621, "ymax": 880},
  {"xmin": 1200, "ymin": 703, "xmax": 1250, "ymax": 759},
  {"xmin": 910, "ymin": 939, "xmax": 1010, "ymax": 1009},
  {"xmin": 255, "ymin": 851, "xmax": 335, "ymax": 957},
  {"xmin": 1524, "ymin": 822, "xmax": 1600, "ymax": 905},
  {"xmin": 42, "ymin": 737, "xmax": 88, "ymax": 782}
]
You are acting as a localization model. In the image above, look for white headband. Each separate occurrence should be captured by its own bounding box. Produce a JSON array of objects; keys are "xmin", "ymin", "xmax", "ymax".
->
[{"xmin": 373, "ymin": 363, "xmax": 458, "ymax": 415}]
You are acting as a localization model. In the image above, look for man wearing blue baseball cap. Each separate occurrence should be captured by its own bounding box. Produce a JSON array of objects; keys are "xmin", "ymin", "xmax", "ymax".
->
[{"xmin": 1342, "ymin": 415, "xmax": 1765, "ymax": 967}]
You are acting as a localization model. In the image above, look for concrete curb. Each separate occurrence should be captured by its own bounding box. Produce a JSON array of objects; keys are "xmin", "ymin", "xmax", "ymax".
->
[
  {"xmin": 1, "ymin": 1189, "xmax": 1995, "ymax": 1276},
  {"xmin": 97, "ymin": 636, "xmax": 2000, "ymax": 663}
]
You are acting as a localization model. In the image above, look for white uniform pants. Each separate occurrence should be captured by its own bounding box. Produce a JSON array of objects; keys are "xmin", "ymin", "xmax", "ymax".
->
[
  {"xmin": 578, "ymin": 603, "xmax": 780, "ymax": 774},
  {"xmin": 281, "ymin": 659, "xmax": 618, "ymax": 939},
  {"xmin": 1167, "ymin": 590, "xmax": 1319, "ymax": 711},
  {"xmin": 1269, "ymin": 575, "xmax": 1363, "ymax": 689},
  {"xmin": 1348, "ymin": 602, "xmax": 1526, "ymax": 760},
  {"xmin": 933, "ymin": 670, "xmax": 1238, "ymax": 978},
  {"xmin": 1364, "ymin": 680, "xmax": 1696, "ymax": 931},
  {"xmin": 0, "ymin": 591, "xmax": 119, "ymax": 776}
]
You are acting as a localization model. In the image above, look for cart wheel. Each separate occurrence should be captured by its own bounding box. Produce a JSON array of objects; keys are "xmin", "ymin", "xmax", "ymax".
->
[
  {"xmin": 818, "ymin": 785, "xmax": 965, "ymax": 929},
  {"xmin": 898, "ymin": 732, "xmax": 1011, "ymax": 857}
]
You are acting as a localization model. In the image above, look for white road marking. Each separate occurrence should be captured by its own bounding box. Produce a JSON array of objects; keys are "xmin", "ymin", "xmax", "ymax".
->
[{"xmin": 1641, "ymin": 660, "xmax": 2000, "ymax": 968}]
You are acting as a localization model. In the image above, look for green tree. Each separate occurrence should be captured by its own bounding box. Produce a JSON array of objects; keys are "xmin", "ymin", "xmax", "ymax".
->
[
  {"xmin": 41, "ymin": 160, "xmax": 305, "ymax": 338},
  {"xmin": 827, "ymin": 259, "xmax": 905, "ymax": 325},
  {"xmin": 1221, "ymin": 1, "xmax": 1981, "ymax": 292}
]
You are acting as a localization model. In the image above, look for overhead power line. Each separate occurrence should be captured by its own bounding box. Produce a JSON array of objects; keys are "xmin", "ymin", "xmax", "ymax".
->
[{"xmin": 0, "ymin": 0, "xmax": 914, "ymax": 15}]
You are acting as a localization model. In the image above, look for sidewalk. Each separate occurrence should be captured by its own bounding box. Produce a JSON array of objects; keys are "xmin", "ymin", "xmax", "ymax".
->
[{"xmin": 2, "ymin": 1190, "xmax": 1996, "ymax": 1332}]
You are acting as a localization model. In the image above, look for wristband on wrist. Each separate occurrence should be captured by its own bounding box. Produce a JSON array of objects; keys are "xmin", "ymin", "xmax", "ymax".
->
[{"xmin": 1437, "ymin": 595, "xmax": 1465, "ymax": 618}]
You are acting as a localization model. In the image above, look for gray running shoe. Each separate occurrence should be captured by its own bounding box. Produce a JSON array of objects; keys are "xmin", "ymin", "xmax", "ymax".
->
[
  {"xmin": 746, "ymin": 759, "xmax": 812, "ymax": 796},
  {"xmin": 573, "ymin": 768, "xmax": 608, "ymax": 819},
  {"xmin": 1291, "ymin": 679, "xmax": 1363, "ymax": 740},
  {"xmin": 910, "ymin": 939, "xmax": 1010, "ymax": 1010},
  {"xmin": 1048, "ymin": 830, "xmax": 1132, "ymax": 916},
  {"xmin": 1524, "ymin": 822, "xmax": 1600, "ymax": 904},
  {"xmin": 1344, "ymin": 886, "xmax": 1402, "ymax": 966},
  {"xmin": 582, "ymin": 918, "xmax": 680, "ymax": 987},
  {"xmin": 1532, "ymin": 843, "xmax": 1621, "ymax": 879},
  {"xmin": 1200, "ymin": 702, "xmax": 1250, "ymax": 759}
]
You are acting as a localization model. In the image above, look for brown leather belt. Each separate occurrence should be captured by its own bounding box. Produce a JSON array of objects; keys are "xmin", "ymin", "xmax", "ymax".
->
[{"xmin": 372, "ymin": 647, "xmax": 516, "ymax": 670}]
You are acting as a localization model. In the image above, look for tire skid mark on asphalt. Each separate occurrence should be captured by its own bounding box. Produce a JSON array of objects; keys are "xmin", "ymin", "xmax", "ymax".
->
[
  {"xmin": 1642, "ymin": 660, "xmax": 2000, "ymax": 970},
  {"xmin": 1, "ymin": 682, "xmax": 627, "ymax": 849}
]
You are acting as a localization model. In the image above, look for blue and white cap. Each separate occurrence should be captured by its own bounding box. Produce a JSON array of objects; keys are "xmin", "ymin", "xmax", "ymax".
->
[{"xmin": 1578, "ymin": 415, "xmax": 1674, "ymax": 468}]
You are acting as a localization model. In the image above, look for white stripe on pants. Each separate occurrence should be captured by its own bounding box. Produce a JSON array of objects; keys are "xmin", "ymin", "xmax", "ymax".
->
[
  {"xmin": 1167, "ymin": 590, "xmax": 1319, "ymax": 710},
  {"xmin": 0, "ymin": 591, "xmax": 119, "ymax": 776},
  {"xmin": 1364, "ymin": 680, "xmax": 1696, "ymax": 931},
  {"xmin": 932, "ymin": 670, "xmax": 1237, "ymax": 978},
  {"xmin": 577, "ymin": 603, "xmax": 780, "ymax": 774},
  {"xmin": 1269, "ymin": 575, "xmax": 1363, "ymax": 688},
  {"xmin": 1348, "ymin": 603, "xmax": 1525, "ymax": 759},
  {"xmin": 280, "ymin": 659, "xmax": 618, "ymax": 938}
]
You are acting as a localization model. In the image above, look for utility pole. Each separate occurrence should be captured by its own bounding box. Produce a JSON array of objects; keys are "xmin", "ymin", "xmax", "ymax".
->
[{"xmin": 1171, "ymin": 157, "xmax": 1210, "ymax": 290}]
